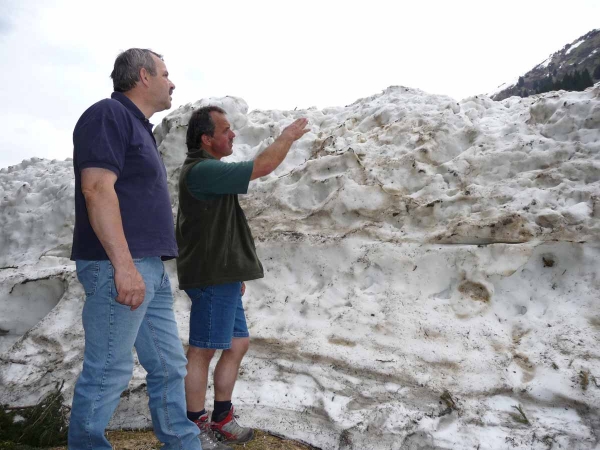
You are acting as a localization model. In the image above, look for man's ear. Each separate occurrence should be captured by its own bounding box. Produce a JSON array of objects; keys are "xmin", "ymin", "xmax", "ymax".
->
[
  {"xmin": 201, "ymin": 134, "xmax": 211, "ymax": 148},
  {"xmin": 139, "ymin": 67, "xmax": 150, "ymax": 87}
]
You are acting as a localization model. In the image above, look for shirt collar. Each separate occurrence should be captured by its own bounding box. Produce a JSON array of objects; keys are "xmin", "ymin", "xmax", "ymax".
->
[
  {"xmin": 187, "ymin": 148, "xmax": 216, "ymax": 160},
  {"xmin": 111, "ymin": 92, "xmax": 154, "ymax": 127}
]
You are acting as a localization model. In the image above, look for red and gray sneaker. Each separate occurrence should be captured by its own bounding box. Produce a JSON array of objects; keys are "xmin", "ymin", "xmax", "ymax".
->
[
  {"xmin": 192, "ymin": 413, "xmax": 233, "ymax": 450},
  {"xmin": 210, "ymin": 406, "xmax": 254, "ymax": 444}
]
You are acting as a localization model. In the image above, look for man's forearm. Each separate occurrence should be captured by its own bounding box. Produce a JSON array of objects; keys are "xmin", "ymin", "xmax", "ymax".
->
[
  {"xmin": 251, "ymin": 135, "xmax": 295, "ymax": 179},
  {"xmin": 250, "ymin": 118, "xmax": 309, "ymax": 180},
  {"xmin": 84, "ymin": 186, "xmax": 134, "ymax": 270}
]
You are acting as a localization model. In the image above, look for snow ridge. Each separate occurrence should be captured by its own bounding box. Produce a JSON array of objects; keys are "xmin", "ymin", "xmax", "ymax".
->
[{"xmin": 1, "ymin": 84, "xmax": 600, "ymax": 449}]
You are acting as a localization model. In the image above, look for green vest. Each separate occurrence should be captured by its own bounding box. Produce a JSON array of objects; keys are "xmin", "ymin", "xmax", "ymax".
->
[{"xmin": 176, "ymin": 149, "xmax": 264, "ymax": 288}]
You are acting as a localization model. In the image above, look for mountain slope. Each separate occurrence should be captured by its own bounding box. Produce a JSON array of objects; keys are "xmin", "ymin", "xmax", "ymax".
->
[{"xmin": 492, "ymin": 29, "xmax": 600, "ymax": 100}]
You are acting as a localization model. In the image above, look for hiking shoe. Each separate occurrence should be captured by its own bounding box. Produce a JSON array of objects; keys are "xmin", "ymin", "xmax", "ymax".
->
[
  {"xmin": 193, "ymin": 413, "xmax": 233, "ymax": 450},
  {"xmin": 210, "ymin": 406, "xmax": 254, "ymax": 444}
]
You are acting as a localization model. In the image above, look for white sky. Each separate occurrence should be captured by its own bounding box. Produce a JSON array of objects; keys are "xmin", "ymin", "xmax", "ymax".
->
[{"xmin": 0, "ymin": 0, "xmax": 598, "ymax": 169}]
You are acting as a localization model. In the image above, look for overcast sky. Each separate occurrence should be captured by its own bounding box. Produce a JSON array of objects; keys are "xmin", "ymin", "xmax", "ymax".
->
[{"xmin": 0, "ymin": 0, "xmax": 598, "ymax": 169}]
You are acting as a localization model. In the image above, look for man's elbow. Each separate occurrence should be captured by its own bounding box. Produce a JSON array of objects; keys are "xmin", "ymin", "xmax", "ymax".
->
[
  {"xmin": 81, "ymin": 168, "xmax": 117, "ymax": 203},
  {"xmin": 251, "ymin": 161, "xmax": 275, "ymax": 180},
  {"xmin": 81, "ymin": 182, "xmax": 109, "ymax": 204}
]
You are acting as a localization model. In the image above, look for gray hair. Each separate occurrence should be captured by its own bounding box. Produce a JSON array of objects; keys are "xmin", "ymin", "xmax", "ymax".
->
[{"xmin": 110, "ymin": 48, "xmax": 163, "ymax": 93}]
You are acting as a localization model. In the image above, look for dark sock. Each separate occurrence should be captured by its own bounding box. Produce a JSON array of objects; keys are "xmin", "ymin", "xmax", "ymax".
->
[
  {"xmin": 212, "ymin": 400, "xmax": 232, "ymax": 422},
  {"xmin": 187, "ymin": 409, "xmax": 206, "ymax": 422}
]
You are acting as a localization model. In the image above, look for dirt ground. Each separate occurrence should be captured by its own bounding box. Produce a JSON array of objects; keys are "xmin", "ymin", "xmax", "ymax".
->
[{"xmin": 45, "ymin": 429, "xmax": 317, "ymax": 450}]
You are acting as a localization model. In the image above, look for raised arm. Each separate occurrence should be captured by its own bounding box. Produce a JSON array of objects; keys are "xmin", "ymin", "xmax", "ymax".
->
[
  {"xmin": 250, "ymin": 118, "xmax": 309, "ymax": 180},
  {"xmin": 81, "ymin": 167, "xmax": 145, "ymax": 310}
]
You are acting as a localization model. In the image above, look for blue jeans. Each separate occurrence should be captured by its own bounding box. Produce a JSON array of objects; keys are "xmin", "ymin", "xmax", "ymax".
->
[
  {"xmin": 68, "ymin": 257, "xmax": 200, "ymax": 450},
  {"xmin": 186, "ymin": 283, "xmax": 249, "ymax": 350}
]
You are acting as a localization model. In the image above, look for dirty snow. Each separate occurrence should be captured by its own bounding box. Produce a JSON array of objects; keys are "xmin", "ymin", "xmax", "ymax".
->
[{"xmin": 1, "ymin": 83, "xmax": 600, "ymax": 449}]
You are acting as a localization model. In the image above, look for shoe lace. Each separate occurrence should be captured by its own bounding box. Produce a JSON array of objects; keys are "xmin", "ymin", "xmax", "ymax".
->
[
  {"xmin": 223, "ymin": 414, "xmax": 247, "ymax": 434},
  {"xmin": 200, "ymin": 427, "xmax": 221, "ymax": 445},
  {"xmin": 197, "ymin": 421, "xmax": 219, "ymax": 442}
]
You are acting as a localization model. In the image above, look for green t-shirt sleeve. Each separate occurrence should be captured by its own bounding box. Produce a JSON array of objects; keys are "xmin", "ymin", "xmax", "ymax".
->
[{"xmin": 186, "ymin": 159, "xmax": 254, "ymax": 198}]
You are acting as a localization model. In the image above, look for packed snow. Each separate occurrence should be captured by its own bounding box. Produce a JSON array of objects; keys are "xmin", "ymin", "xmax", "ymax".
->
[
  {"xmin": 582, "ymin": 49, "xmax": 598, "ymax": 63},
  {"xmin": 1, "ymin": 83, "xmax": 600, "ymax": 449},
  {"xmin": 535, "ymin": 58, "xmax": 551, "ymax": 70},
  {"xmin": 566, "ymin": 40, "xmax": 585, "ymax": 55},
  {"xmin": 486, "ymin": 77, "xmax": 518, "ymax": 97}
]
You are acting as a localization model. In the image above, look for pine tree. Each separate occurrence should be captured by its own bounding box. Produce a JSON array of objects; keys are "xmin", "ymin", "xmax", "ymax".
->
[
  {"xmin": 518, "ymin": 76, "xmax": 525, "ymax": 87},
  {"xmin": 582, "ymin": 69, "xmax": 593, "ymax": 89},
  {"xmin": 593, "ymin": 64, "xmax": 600, "ymax": 80},
  {"xmin": 561, "ymin": 72, "xmax": 573, "ymax": 90},
  {"xmin": 552, "ymin": 77, "xmax": 561, "ymax": 91},
  {"xmin": 538, "ymin": 76, "xmax": 554, "ymax": 94},
  {"xmin": 573, "ymin": 70, "xmax": 583, "ymax": 90}
]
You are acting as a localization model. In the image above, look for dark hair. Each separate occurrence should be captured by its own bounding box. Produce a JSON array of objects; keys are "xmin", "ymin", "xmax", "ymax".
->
[
  {"xmin": 186, "ymin": 106, "xmax": 227, "ymax": 150},
  {"xmin": 110, "ymin": 48, "xmax": 163, "ymax": 92}
]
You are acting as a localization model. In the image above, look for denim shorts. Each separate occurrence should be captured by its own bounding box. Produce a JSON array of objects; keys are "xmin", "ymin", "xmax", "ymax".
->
[{"xmin": 186, "ymin": 282, "xmax": 249, "ymax": 349}]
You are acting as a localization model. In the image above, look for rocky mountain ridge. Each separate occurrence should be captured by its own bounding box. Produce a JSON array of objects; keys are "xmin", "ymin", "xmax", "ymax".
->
[{"xmin": 492, "ymin": 29, "xmax": 600, "ymax": 100}]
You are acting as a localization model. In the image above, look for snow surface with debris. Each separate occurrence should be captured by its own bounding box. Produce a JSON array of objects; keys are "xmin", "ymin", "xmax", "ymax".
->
[{"xmin": 1, "ymin": 83, "xmax": 600, "ymax": 450}]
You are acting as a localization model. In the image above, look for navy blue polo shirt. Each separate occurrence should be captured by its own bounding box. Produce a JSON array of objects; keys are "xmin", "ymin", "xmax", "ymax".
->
[{"xmin": 71, "ymin": 92, "xmax": 178, "ymax": 261}]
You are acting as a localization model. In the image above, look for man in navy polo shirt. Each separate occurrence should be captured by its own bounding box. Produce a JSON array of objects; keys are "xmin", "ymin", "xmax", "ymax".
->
[{"xmin": 68, "ymin": 49, "xmax": 206, "ymax": 450}]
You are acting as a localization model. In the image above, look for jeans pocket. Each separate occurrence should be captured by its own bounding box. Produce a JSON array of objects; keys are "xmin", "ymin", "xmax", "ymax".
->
[
  {"xmin": 76, "ymin": 260, "xmax": 100, "ymax": 296},
  {"xmin": 160, "ymin": 266, "xmax": 171, "ymax": 289},
  {"xmin": 185, "ymin": 287, "xmax": 206, "ymax": 301}
]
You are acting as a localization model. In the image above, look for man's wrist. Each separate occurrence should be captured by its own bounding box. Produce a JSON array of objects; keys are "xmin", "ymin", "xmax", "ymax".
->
[
  {"xmin": 109, "ymin": 252, "xmax": 136, "ymax": 272},
  {"xmin": 277, "ymin": 134, "xmax": 295, "ymax": 146}
]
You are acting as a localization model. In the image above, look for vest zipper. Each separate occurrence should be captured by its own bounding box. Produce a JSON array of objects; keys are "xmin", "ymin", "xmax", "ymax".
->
[{"xmin": 224, "ymin": 229, "xmax": 231, "ymax": 268}]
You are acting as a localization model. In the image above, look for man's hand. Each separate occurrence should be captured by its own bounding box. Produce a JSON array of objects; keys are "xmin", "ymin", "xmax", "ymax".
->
[
  {"xmin": 241, "ymin": 282, "xmax": 246, "ymax": 296},
  {"xmin": 280, "ymin": 118, "xmax": 310, "ymax": 142},
  {"xmin": 114, "ymin": 263, "xmax": 146, "ymax": 310}
]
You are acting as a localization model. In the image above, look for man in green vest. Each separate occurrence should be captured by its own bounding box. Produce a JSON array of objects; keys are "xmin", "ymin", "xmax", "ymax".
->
[{"xmin": 176, "ymin": 106, "xmax": 308, "ymax": 446}]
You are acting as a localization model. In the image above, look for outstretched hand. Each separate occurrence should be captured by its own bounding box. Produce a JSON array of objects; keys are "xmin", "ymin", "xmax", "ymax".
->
[
  {"xmin": 250, "ymin": 118, "xmax": 310, "ymax": 180},
  {"xmin": 281, "ymin": 118, "xmax": 310, "ymax": 142}
]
